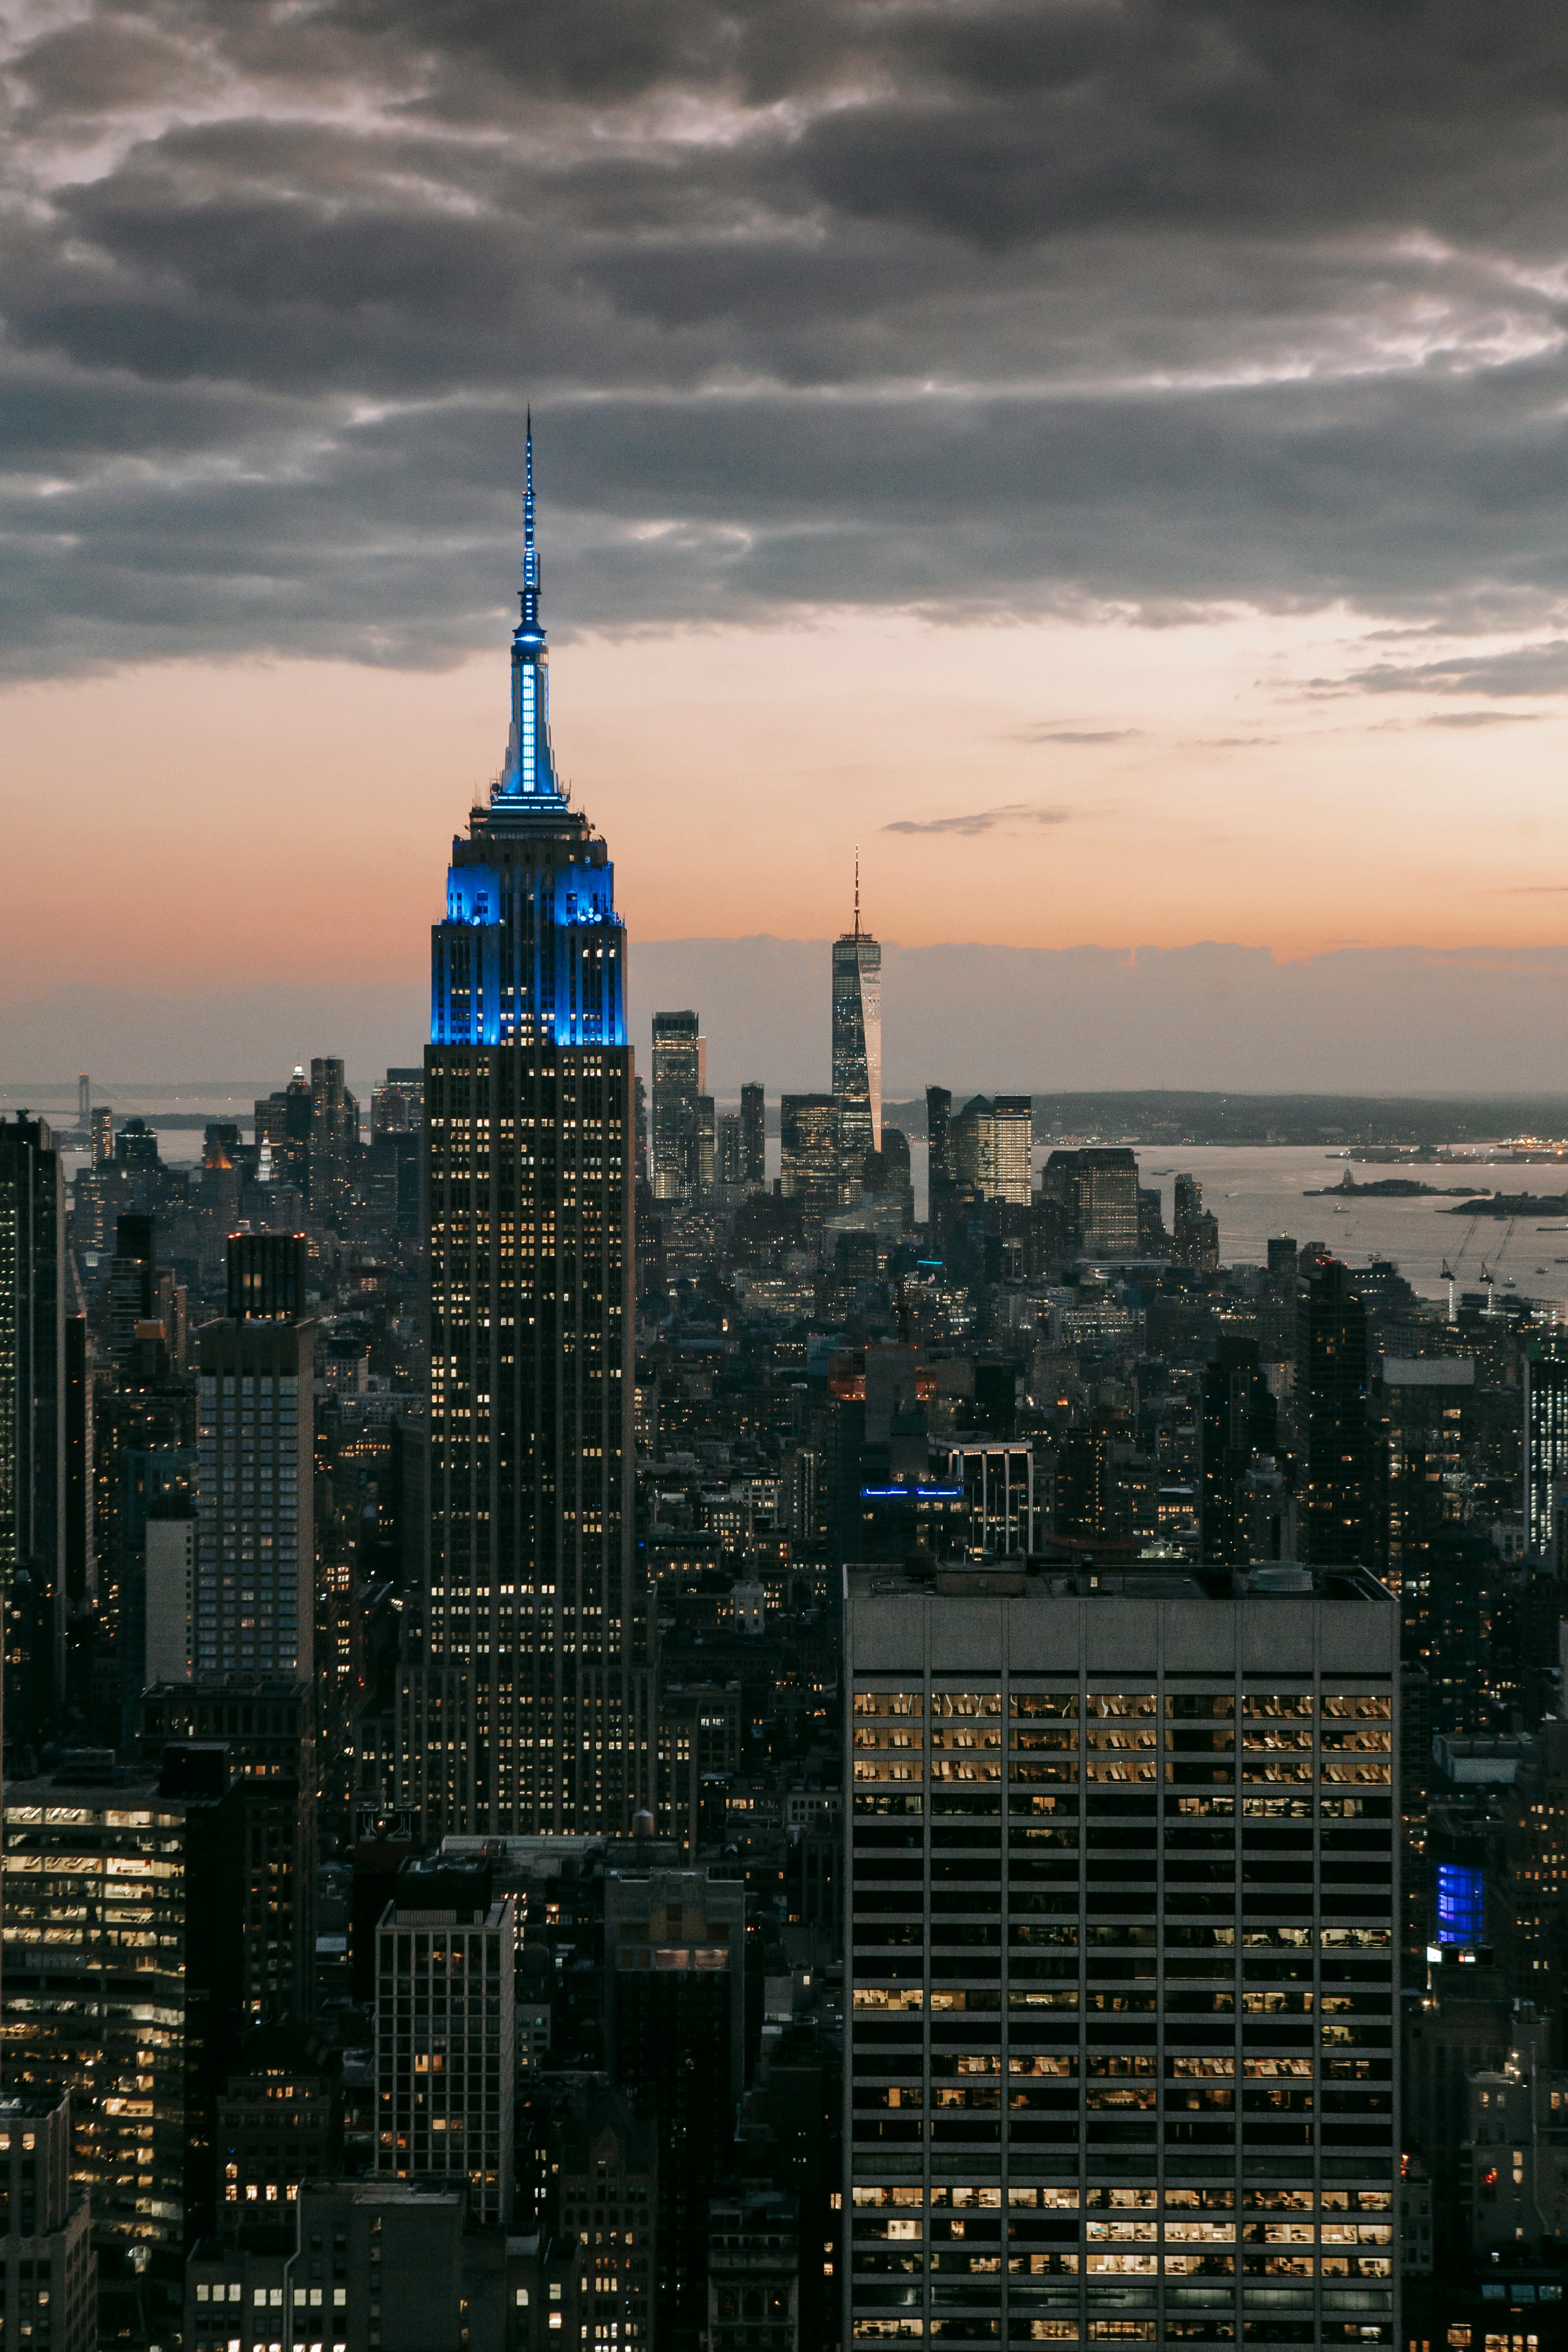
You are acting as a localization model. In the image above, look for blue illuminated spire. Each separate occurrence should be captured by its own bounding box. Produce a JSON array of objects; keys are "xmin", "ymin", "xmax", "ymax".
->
[{"xmin": 495, "ymin": 413, "xmax": 564, "ymax": 804}]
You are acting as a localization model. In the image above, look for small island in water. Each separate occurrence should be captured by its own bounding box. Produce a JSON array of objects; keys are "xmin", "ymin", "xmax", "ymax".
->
[{"xmin": 1303, "ymin": 1173, "xmax": 1492, "ymax": 1199}]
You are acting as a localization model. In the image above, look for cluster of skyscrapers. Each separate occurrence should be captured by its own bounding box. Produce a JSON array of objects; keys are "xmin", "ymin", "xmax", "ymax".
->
[{"xmin": 10, "ymin": 433, "xmax": 1568, "ymax": 2352}]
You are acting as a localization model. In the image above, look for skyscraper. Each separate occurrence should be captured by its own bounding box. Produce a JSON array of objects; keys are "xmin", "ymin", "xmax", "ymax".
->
[
  {"xmin": 399, "ymin": 425, "xmax": 649, "ymax": 1837},
  {"xmin": 193, "ymin": 1235, "xmax": 314, "ymax": 1679},
  {"xmin": 780, "ymin": 1094, "xmax": 838, "ymax": 1230},
  {"xmin": 375, "ymin": 1856, "xmax": 516, "ymax": 2224},
  {"xmin": 308, "ymin": 1056, "xmax": 360, "ymax": 1222},
  {"xmin": 844, "ymin": 1559, "xmax": 1400, "ymax": 2350},
  {"xmin": 1041, "ymin": 1145, "xmax": 1141, "ymax": 1258},
  {"xmin": 0, "ymin": 2092, "xmax": 96, "ymax": 2352},
  {"xmin": 740, "ymin": 1081, "xmax": 766, "ymax": 1188},
  {"xmin": 832, "ymin": 862, "xmax": 882, "ymax": 1201},
  {"xmin": 0, "ymin": 1113, "xmax": 66, "ymax": 1743},
  {"xmin": 951, "ymin": 1095, "xmax": 1033, "ymax": 1207},
  {"xmin": 926, "ymin": 1085, "xmax": 954, "ymax": 1233},
  {"xmin": 1200, "ymin": 1333, "xmax": 1279, "ymax": 1567},
  {"xmin": 1524, "ymin": 1338, "xmax": 1568, "ymax": 1558},
  {"xmin": 1298, "ymin": 1258, "xmax": 1376, "ymax": 1568},
  {"xmin": 651, "ymin": 1010, "xmax": 701, "ymax": 1201}
]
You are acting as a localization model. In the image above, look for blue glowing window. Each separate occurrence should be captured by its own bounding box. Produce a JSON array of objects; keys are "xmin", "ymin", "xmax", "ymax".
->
[{"xmin": 1436, "ymin": 1861, "xmax": 1484, "ymax": 1945}]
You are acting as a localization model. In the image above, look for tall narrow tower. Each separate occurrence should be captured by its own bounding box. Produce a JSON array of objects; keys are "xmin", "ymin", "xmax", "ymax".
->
[
  {"xmin": 831, "ymin": 857, "xmax": 882, "ymax": 1203},
  {"xmin": 398, "ymin": 426, "xmax": 649, "ymax": 1835}
]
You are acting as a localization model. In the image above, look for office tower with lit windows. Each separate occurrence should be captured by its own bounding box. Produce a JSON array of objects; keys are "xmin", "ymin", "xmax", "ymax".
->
[
  {"xmin": 1201, "ymin": 1337, "xmax": 1280, "ymax": 1568},
  {"xmin": 716, "ymin": 1109, "xmax": 743, "ymax": 1198},
  {"xmin": 844, "ymin": 1560, "xmax": 1399, "ymax": 2351},
  {"xmin": 0, "ymin": 1112, "xmax": 67, "ymax": 1744},
  {"xmin": 780, "ymin": 1094, "xmax": 838, "ymax": 1231},
  {"xmin": 1298, "ymin": 1261, "xmax": 1376, "ymax": 1569},
  {"xmin": 951, "ymin": 1096, "xmax": 1033, "ymax": 1208},
  {"xmin": 194, "ymin": 1236, "xmax": 314, "ymax": 1680},
  {"xmin": 651, "ymin": 1011, "xmax": 701, "ymax": 1201},
  {"xmin": 833, "ymin": 868, "xmax": 882, "ymax": 1201},
  {"xmin": 696, "ymin": 1093, "xmax": 716, "ymax": 1201},
  {"xmin": 371, "ymin": 1067, "xmax": 425, "ymax": 1137},
  {"xmin": 398, "ymin": 427, "xmax": 648, "ymax": 1838},
  {"xmin": 0, "ymin": 2092, "xmax": 96, "ymax": 2352},
  {"xmin": 740, "ymin": 1081, "xmax": 766, "ymax": 1188},
  {"xmin": 375, "ymin": 1857, "xmax": 516, "ymax": 2224},
  {"xmin": 254, "ymin": 1067, "xmax": 313, "ymax": 1195},
  {"xmin": 3, "ymin": 1746, "xmax": 247, "ymax": 2346},
  {"xmin": 308, "ymin": 1057, "xmax": 360, "ymax": 1222},
  {"xmin": 1524, "ymin": 1338, "xmax": 1568, "ymax": 1559}
]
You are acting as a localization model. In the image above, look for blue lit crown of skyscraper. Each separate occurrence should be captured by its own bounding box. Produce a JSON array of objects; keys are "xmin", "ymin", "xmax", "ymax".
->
[{"xmin": 431, "ymin": 421, "xmax": 627, "ymax": 1050}]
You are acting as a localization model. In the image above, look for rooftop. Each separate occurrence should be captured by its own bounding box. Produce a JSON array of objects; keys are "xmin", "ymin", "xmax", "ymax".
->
[{"xmin": 844, "ymin": 1560, "xmax": 1392, "ymax": 1605}]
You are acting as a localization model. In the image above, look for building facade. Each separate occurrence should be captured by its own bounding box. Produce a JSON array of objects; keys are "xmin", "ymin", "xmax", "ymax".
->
[
  {"xmin": 651, "ymin": 1011, "xmax": 701, "ymax": 1203},
  {"xmin": 951, "ymin": 1096, "xmax": 1033, "ymax": 1208},
  {"xmin": 780, "ymin": 1095, "xmax": 838, "ymax": 1231},
  {"xmin": 844, "ymin": 1560, "xmax": 1400, "ymax": 2350},
  {"xmin": 832, "ymin": 874, "xmax": 882, "ymax": 1201},
  {"xmin": 194, "ymin": 1300, "xmax": 314, "ymax": 1679},
  {"xmin": 944, "ymin": 1442, "xmax": 1036, "ymax": 1558},
  {"xmin": 0, "ymin": 1112, "xmax": 67, "ymax": 1743},
  {"xmin": 2, "ymin": 1754, "xmax": 248, "ymax": 2346},
  {"xmin": 740, "ymin": 1082, "xmax": 766, "ymax": 1189},
  {"xmin": 397, "ymin": 429, "xmax": 650, "ymax": 1839},
  {"xmin": 374, "ymin": 1861, "xmax": 516, "ymax": 2226},
  {"xmin": 604, "ymin": 1865, "xmax": 747, "ymax": 2336},
  {"xmin": 0, "ymin": 2093, "xmax": 96, "ymax": 2352},
  {"xmin": 1524, "ymin": 1339, "xmax": 1568, "ymax": 1559}
]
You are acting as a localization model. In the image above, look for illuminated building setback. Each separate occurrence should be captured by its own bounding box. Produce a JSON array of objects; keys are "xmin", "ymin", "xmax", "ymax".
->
[{"xmin": 398, "ymin": 425, "xmax": 650, "ymax": 1835}]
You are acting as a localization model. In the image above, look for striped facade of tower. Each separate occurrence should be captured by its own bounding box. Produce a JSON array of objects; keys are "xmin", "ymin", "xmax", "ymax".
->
[{"xmin": 396, "ymin": 429, "xmax": 652, "ymax": 1835}]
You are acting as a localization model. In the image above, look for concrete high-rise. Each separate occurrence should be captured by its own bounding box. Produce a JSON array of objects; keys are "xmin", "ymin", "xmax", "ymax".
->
[
  {"xmin": 375, "ymin": 1857, "xmax": 516, "ymax": 2224},
  {"xmin": 0, "ymin": 2092, "xmax": 96, "ymax": 2352},
  {"xmin": 194, "ymin": 1235, "xmax": 314, "ymax": 1678},
  {"xmin": 651, "ymin": 1010, "xmax": 701, "ymax": 1201},
  {"xmin": 844, "ymin": 1559, "xmax": 1400, "ymax": 2351},
  {"xmin": 833, "ymin": 863, "xmax": 882, "ymax": 1201},
  {"xmin": 397, "ymin": 427, "xmax": 650, "ymax": 1838},
  {"xmin": 0, "ymin": 1112, "xmax": 67, "ymax": 1743}
]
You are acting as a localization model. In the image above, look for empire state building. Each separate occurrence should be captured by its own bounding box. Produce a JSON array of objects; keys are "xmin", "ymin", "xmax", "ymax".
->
[{"xmin": 397, "ymin": 430, "xmax": 650, "ymax": 1834}]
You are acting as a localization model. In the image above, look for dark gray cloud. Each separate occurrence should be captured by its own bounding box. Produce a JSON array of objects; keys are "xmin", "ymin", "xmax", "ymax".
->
[
  {"xmin": 884, "ymin": 804, "xmax": 1072, "ymax": 837},
  {"xmin": 1343, "ymin": 640, "xmax": 1568, "ymax": 698},
  {"xmin": 8, "ymin": 0, "xmax": 1568, "ymax": 676}
]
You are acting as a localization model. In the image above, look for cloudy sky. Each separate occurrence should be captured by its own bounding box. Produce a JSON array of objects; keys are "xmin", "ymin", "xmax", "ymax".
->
[{"xmin": 7, "ymin": 0, "xmax": 1568, "ymax": 1088}]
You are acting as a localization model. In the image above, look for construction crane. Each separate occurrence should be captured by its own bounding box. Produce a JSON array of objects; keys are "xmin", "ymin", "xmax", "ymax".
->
[{"xmin": 1479, "ymin": 1216, "xmax": 1518, "ymax": 1316}]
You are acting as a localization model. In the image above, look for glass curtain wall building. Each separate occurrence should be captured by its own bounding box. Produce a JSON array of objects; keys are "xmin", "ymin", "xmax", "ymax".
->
[
  {"xmin": 844, "ymin": 1562, "xmax": 1399, "ymax": 2352},
  {"xmin": 833, "ymin": 866, "xmax": 882, "ymax": 1204},
  {"xmin": 397, "ymin": 427, "xmax": 650, "ymax": 1837},
  {"xmin": 651, "ymin": 1012, "xmax": 702, "ymax": 1203}
]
